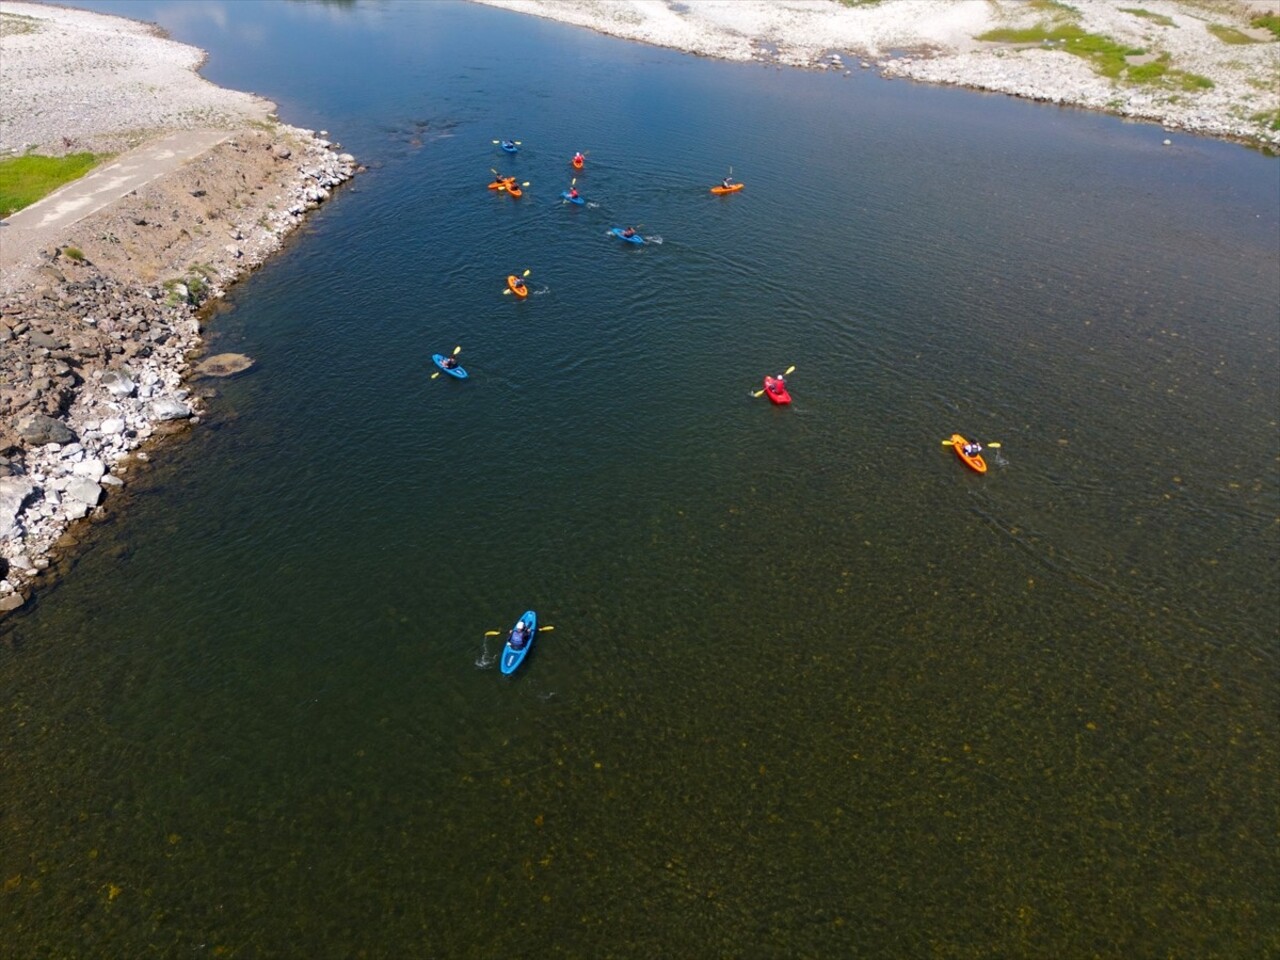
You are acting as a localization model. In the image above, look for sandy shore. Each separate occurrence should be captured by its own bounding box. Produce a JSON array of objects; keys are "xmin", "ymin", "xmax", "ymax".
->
[
  {"xmin": 469, "ymin": 0, "xmax": 1280, "ymax": 145},
  {"xmin": 0, "ymin": 1, "xmax": 356, "ymax": 620}
]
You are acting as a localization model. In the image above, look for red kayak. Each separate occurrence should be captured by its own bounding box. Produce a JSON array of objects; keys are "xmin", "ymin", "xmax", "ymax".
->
[{"xmin": 763, "ymin": 376, "xmax": 791, "ymax": 405}]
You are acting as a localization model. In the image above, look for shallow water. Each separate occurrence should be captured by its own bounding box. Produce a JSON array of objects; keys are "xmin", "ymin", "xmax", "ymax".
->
[{"xmin": 3, "ymin": 2, "xmax": 1278, "ymax": 957}]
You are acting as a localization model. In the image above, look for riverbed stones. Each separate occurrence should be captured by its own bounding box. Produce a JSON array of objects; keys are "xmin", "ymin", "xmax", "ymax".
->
[{"xmin": 1, "ymin": 478, "xmax": 38, "ymax": 540}]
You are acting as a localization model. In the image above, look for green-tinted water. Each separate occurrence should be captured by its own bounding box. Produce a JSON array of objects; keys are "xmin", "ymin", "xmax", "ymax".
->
[{"xmin": 3, "ymin": 2, "xmax": 1277, "ymax": 957}]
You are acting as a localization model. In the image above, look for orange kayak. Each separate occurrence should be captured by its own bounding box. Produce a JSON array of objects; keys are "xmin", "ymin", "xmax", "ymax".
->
[
  {"xmin": 505, "ymin": 183, "xmax": 523, "ymax": 198},
  {"xmin": 572, "ymin": 156, "xmax": 584, "ymax": 170},
  {"xmin": 711, "ymin": 183, "xmax": 744, "ymax": 194},
  {"xmin": 488, "ymin": 177, "xmax": 515, "ymax": 190},
  {"xmin": 949, "ymin": 434, "xmax": 987, "ymax": 474},
  {"xmin": 507, "ymin": 275, "xmax": 528, "ymax": 298}
]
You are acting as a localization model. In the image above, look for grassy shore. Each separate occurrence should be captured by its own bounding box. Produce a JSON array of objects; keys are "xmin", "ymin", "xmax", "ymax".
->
[{"xmin": 0, "ymin": 152, "xmax": 105, "ymax": 218}]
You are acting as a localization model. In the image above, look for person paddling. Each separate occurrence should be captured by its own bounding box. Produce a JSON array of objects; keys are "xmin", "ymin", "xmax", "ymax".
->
[
  {"xmin": 622, "ymin": 226, "xmax": 636, "ymax": 238},
  {"xmin": 510, "ymin": 621, "xmax": 530, "ymax": 650},
  {"xmin": 963, "ymin": 440, "xmax": 982, "ymax": 457}
]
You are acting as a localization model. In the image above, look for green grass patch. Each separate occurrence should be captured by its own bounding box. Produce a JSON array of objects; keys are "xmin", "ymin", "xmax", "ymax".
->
[
  {"xmin": 1208, "ymin": 23, "xmax": 1259, "ymax": 44},
  {"xmin": 62, "ymin": 247, "xmax": 84, "ymax": 262},
  {"xmin": 0, "ymin": 152, "xmax": 103, "ymax": 218},
  {"xmin": 1119, "ymin": 8, "xmax": 1176, "ymax": 28},
  {"xmin": 977, "ymin": 23, "xmax": 1213, "ymax": 89},
  {"xmin": 1251, "ymin": 14, "xmax": 1280, "ymax": 39},
  {"xmin": 1251, "ymin": 108, "xmax": 1280, "ymax": 131}
]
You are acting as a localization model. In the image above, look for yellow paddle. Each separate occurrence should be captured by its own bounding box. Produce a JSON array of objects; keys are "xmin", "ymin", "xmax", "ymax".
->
[
  {"xmin": 940, "ymin": 439, "xmax": 1001, "ymax": 448},
  {"xmin": 752, "ymin": 365, "xmax": 795, "ymax": 397},
  {"xmin": 484, "ymin": 624, "xmax": 554, "ymax": 637}
]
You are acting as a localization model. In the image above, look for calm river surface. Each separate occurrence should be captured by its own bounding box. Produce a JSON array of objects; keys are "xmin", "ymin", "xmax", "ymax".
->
[{"xmin": 3, "ymin": 2, "xmax": 1277, "ymax": 957}]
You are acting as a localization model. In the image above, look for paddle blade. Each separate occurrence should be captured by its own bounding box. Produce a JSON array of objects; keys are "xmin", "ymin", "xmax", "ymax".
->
[
  {"xmin": 538, "ymin": 625, "xmax": 554, "ymax": 632},
  {"xmin": 502, "ymin": 288, "xmax": 511, "ymax": 295},
  {"xmin": 523, "ymin": 268, "xmax": 531, "ymax": 276},
  {"xmin": 453, "ymin": 345, "xmax": 462, "ymax": 355},
  {"xmin": 521, "ymin": 182, "xmax": 530, "ymax": 187},
  {"xmin": 987, "ymin": 442, "xmax": 1001, "ymax": 449},
  {"xmin": 514, "ymin": 140, "xmax": 522, "ymax": 145},
  {"xmin": 752, "ymin": 389, "xmax": 765, "ymax": 398},
  {"xmin": 484, "ymin": 630, "xmax": 502, "ymax": 637},
  {"xmin": 784, "ymin": 365, "xmax": 796, "ymax": 376},
  {"xmin": 571, "ymin": 178, "xmax": 576, "ymax": 186},
  {"xmin": 430, "ymin": 372, "xmax": 439, "ymax": 379},
  {"xmin": 941, "ymin": 439, "xmax": 955, "ymax": 445}
]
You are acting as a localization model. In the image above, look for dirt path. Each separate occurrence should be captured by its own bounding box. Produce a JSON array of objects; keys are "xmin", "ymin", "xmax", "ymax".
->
[{"xmin": 1, "ymin": 129, "xmax": 232, "ymax": 287}]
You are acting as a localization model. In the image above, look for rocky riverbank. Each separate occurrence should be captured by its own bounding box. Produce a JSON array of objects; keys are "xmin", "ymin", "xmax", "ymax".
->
[{"xmin": 0, "ymin": 3, "xmax": 358, "ymax": 620}]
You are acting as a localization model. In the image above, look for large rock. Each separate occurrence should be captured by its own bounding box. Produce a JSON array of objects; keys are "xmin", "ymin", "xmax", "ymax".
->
[
  {"xmin": 195, "ymin": 353, "xmax": 254, "ymax": 377},
  {"xmin": 16, "ymin": 413, "xmax": 75, "ymax": 446},
  {"xmin": 149, "ymin": 398, "xmax": 192, "ymax": 421},
  {"xmin": 64, "ymin": 476, "xmax": 103, "ymax": 507},
  {"xmin": 101, "ymin": 369, "xmax": 136, "ymax": 398},
  {"xmin": 0, "ymin": 477, "xmax": 37, "ymax": 540},
  {"xmin": 72, "ymin": 459, "xmax": 106, "ymax": 481}
]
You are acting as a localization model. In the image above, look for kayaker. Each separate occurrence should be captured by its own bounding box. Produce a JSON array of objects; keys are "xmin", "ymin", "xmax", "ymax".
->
[
  {"xmin": 963, "ymin": 441, "xmax": 982, "ymax": 457},
  {"xmin": 441, "ymin": 356, "xmax": 458, "ymax": 369},
  {"xmin": 569, "ymin": 186, "xmax": 579, "ymax": 199},
  {"xmin": 510, "ymin": 621, "xmax": 529, "ymax": 650},
  {"xmin": 722, "ymin": 176, "xmax": 733, "ymax": 188},
  {"xmin": 573, "ymin": 152, "xmax": 584, "ymax": 164},
  {"xmin": 622, "ymin": 227, "xmax": 636, "ymax": 238},
  {"xmin": 512, "ymin": 276, "xmax": 525, "ymax": 290}
]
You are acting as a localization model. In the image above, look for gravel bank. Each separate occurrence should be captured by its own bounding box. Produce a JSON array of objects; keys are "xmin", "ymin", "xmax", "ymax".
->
[
  {"xmin": 0, "ymin": 2, "xmax": 357, "ymax": 621},
  {"xmin": 469, "ymin": 0, "xmax": 1280, "ymax": 146}
]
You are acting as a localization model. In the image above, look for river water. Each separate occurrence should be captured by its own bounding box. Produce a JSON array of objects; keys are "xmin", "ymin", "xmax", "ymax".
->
[{"xmin": 3, "ymin": 2, "xmax": 1277, "ymax": 957}]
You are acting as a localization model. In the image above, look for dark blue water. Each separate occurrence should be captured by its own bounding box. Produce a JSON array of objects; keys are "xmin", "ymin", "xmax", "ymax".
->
[{"xmin": 3, "ymin": 2, "xmax": 1277, "ymax": 957}]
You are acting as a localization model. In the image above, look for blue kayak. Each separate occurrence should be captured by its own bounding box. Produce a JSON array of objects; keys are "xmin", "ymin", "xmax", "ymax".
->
[
  {"xmin": 610, "ymin": 227, "xmax": 644, "ymax": 245},
  {"xmin": 561, "ymin": 191, "xmax": 584, "ymax": 205},
  {"xmin": 500, "ymin": 140, "xmax": 518, "ymax": 153},
  {"xmin": 431, "ymin": 353, "xmax": 468, "ymax": 379},
  {"xmin": 501, "ymin": 610, "xmax": 537, "ymax": 675}
]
